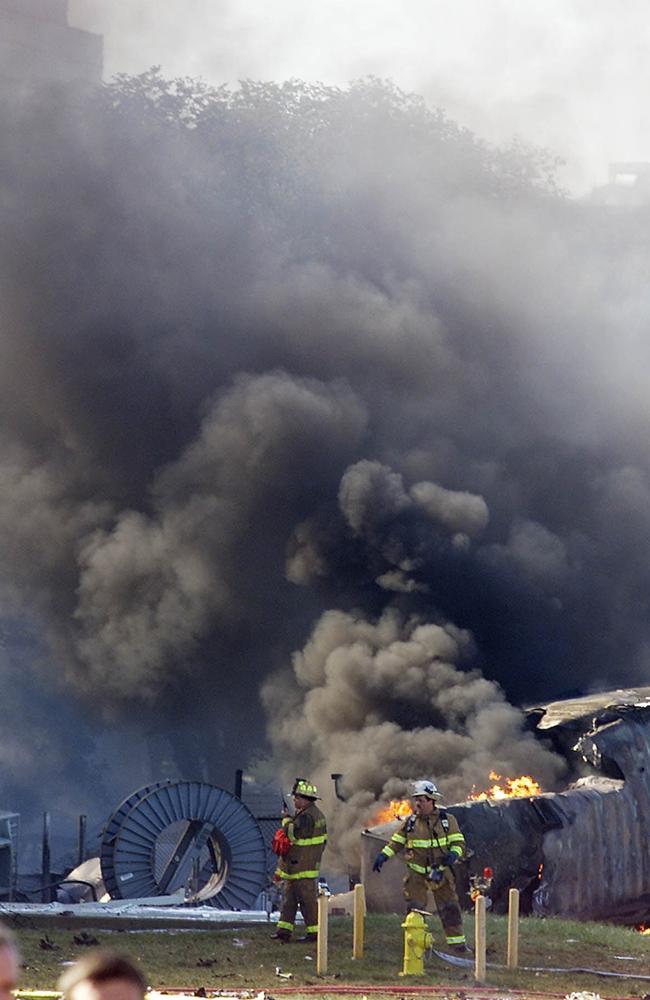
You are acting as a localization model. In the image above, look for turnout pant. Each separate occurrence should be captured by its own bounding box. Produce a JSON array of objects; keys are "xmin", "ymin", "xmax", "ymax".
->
[
  {"xmin": 277, "ymin": 877, "xmax": 319, "ymax": 938},
  {"xmin": 403, "ymin": 870, "xmax": 465, "ymax": 948}
]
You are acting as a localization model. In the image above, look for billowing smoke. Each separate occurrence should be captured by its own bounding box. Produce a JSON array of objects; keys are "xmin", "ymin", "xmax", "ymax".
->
[
  {"xmin": 74, "ymin": 372, "xmax": 366, "ymax": 699},
  {"xmin": 2, "ymin": 72, "xmax": 650, "ymax": 857},
  {"xmin": 268, "ymin": 456, "xmax": 565, "ymax": 866},
  {"xmin": 262, "ymin": 607, "xmax": 564, "ymax": 869}
]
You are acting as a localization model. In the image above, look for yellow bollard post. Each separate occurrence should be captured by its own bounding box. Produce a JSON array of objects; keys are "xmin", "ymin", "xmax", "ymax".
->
[
  {"xmin": 507, "ymin": 887, "xmax": 520, "ymax": 969},
  {"xmin": 317, "ymin": 892, "xmax": 329, "ymax": 975},
  {"xmin": 474, "ymin": 894, "xmax": 486, "ymax": 983},
  {"xmin": 352, "ymin": 882, "xmax": 365, "ymax": 959}
]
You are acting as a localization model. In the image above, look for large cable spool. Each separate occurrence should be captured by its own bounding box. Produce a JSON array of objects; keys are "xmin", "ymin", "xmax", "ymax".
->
[{"xmin": 100, "ymin": 780, "xmax": 267, "ymax": 909}]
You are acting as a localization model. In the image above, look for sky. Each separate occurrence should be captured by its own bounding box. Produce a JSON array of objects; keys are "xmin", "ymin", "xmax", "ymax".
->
[{"xmin": 69, "ymin": 0, "xmax": 650, "ymax": 195}]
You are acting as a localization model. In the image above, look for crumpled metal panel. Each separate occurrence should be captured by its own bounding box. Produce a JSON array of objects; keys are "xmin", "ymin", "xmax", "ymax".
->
[{"xmin": 533, "ymin": 712, "xmax": 650, "ymax": 920}]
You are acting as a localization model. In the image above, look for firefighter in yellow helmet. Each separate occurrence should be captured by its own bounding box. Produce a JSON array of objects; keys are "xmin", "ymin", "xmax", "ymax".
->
[
  {"xmin": 271, "ymin": 778, "xmax": 328, "ymax": 943},
  {"xmin": 372, "ymin": 779, "xmax": 468, "ymax": 953}
]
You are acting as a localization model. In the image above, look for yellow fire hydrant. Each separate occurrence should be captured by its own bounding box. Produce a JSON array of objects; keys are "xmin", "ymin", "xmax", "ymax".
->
[{"xmin": 399, "ymin": 910, "xmax": 433, "ymax": 976}]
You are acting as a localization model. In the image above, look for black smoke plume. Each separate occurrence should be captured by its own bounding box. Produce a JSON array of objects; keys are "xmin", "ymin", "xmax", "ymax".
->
[{"xmin": 1, "ymin": 72, "xmax": 648, "ymax": 861}]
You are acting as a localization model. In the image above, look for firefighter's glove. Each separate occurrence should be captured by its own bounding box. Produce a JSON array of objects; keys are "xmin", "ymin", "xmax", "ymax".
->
[
  {"xmin": 442, "ymin": 851, "xmax": 458, "ymax": 866},
  {"xmin": 372, "ymin": 853, "xmax": 387, "ymax": 873},
  {"xmin": 429, "ymin": 867, "xmax": 444, "ymax": 884}
]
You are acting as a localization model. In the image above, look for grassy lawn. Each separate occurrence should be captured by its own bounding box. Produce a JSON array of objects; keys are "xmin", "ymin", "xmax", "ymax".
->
[{"xmin": 8, "ymin": 913, "xmax": 650, "ymax": 998}]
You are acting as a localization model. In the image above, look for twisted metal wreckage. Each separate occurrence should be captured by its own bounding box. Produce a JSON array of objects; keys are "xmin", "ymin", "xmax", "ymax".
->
[{"xmin": 362, "ymin": 687, "xmax": 650, "ymax": 923}]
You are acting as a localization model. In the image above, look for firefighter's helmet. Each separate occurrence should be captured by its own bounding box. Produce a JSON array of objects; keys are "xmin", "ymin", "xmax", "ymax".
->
[
  {"xmin": 291, "ymin": 777, "xmax": 320, "ymax": 800},
  {"xmin": 411, "ymin": 779, "xmax": 442, "ymax": 801}
]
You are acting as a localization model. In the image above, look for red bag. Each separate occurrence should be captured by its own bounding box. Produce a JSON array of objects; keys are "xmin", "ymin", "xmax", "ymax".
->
[{"xmin": 272, "ymin": 828, "xmax": 291, "ymax": 857}]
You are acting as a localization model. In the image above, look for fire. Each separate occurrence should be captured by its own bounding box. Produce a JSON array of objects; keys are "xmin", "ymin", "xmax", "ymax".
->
[
  {"xmin": 366, "ymin": 773, "xmax": 543, "ymax": 826},
  {"xmin": 368, "ymin": 799, "xmax": 413, "ymax": 826},
  {"xmin": 468, "ymin": 771, "xmax": 542, "ymax": 801},
  {"xmin": 637, "ymin": 924, "xmax": 650, "ymax": 935}
]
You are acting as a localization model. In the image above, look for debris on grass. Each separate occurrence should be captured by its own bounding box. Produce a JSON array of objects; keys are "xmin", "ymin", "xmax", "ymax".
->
[
  {"xmin": 150, "ymin": 992, "xmax": 266, "ymax": 1000},
  {"xmin": 72, "ymin": 932, "xmax": 99, "ymax": 947}
]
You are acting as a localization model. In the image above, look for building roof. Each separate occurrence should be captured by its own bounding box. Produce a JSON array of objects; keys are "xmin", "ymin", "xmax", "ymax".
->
[{"xmin": 0, "ymin": 0, "xmax": 102, "ymax": 87}]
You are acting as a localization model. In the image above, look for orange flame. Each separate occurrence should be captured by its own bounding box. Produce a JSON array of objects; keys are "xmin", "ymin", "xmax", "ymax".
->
[
  {"xmin": 368, "ymin": 799, "xmax": 412, "ymax": 826},
  {"xmin": 468, "ymin": 771, "xmax": 542, "ymax": 801},
  {"xmin": 637, "ymin": 924, "xmax": 650, "ymax": 935}
]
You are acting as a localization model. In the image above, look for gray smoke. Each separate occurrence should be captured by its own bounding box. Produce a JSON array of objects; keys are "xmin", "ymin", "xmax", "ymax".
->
[
  {"xmin": 1, "ymin": 72, "xmax": 650, "ymax": 854},
  {"xmin": 74, "ymin": 372, "xmax": 366, "ymax": 699},
  {"xmin": 262, "ymin": 607, "xmax": 564, "ymax": 869}
]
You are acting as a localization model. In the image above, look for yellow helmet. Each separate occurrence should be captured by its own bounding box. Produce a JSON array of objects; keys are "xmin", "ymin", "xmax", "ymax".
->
[{"xmin": 291, "ymin": 777, "xmax": 320, "ymax": 800}]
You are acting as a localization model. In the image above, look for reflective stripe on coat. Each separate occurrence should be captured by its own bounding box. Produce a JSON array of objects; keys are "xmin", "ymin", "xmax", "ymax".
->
[
  {"xmin": 381, "ymin": 810, "xmax": 464, "ymax": 875},
  {"xmin": 275, "ymin": 801, "xmax": 327, "ymax": 881}
]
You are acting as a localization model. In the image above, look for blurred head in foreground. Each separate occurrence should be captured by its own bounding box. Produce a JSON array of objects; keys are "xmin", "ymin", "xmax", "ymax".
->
[
  {"xmin": 59, "ymin": 949, "xmax": 147, "ymax": 1000},
  {"xmin": 0, "ymin": 923, "xmax": 19, "ymax": 1000}
]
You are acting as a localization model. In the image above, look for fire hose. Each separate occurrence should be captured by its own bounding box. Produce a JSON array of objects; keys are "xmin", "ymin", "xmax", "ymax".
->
[{"xmin": 433, "ymin": 948, "xmax": 650, "ymax": 981}]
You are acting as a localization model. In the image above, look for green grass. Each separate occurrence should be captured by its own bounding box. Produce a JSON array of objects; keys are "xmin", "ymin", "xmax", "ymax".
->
[{"xmin": 8, "ymin": 913, "xmax": 650, "ymax": 998}]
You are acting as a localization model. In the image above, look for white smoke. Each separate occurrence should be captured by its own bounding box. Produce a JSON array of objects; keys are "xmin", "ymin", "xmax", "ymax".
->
[{"xmin": 71, "ymin": 0, "xmax": 650, "ymax": 193}]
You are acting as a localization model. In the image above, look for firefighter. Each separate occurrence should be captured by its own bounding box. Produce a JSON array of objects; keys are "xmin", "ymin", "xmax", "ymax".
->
[
  {"xmin": 271, "ymin": 777, "xmax": 328, "ymax": 943},
  {"xmin": 372, "ymin": 779, "xmax": 468, "ymax": 953}
]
